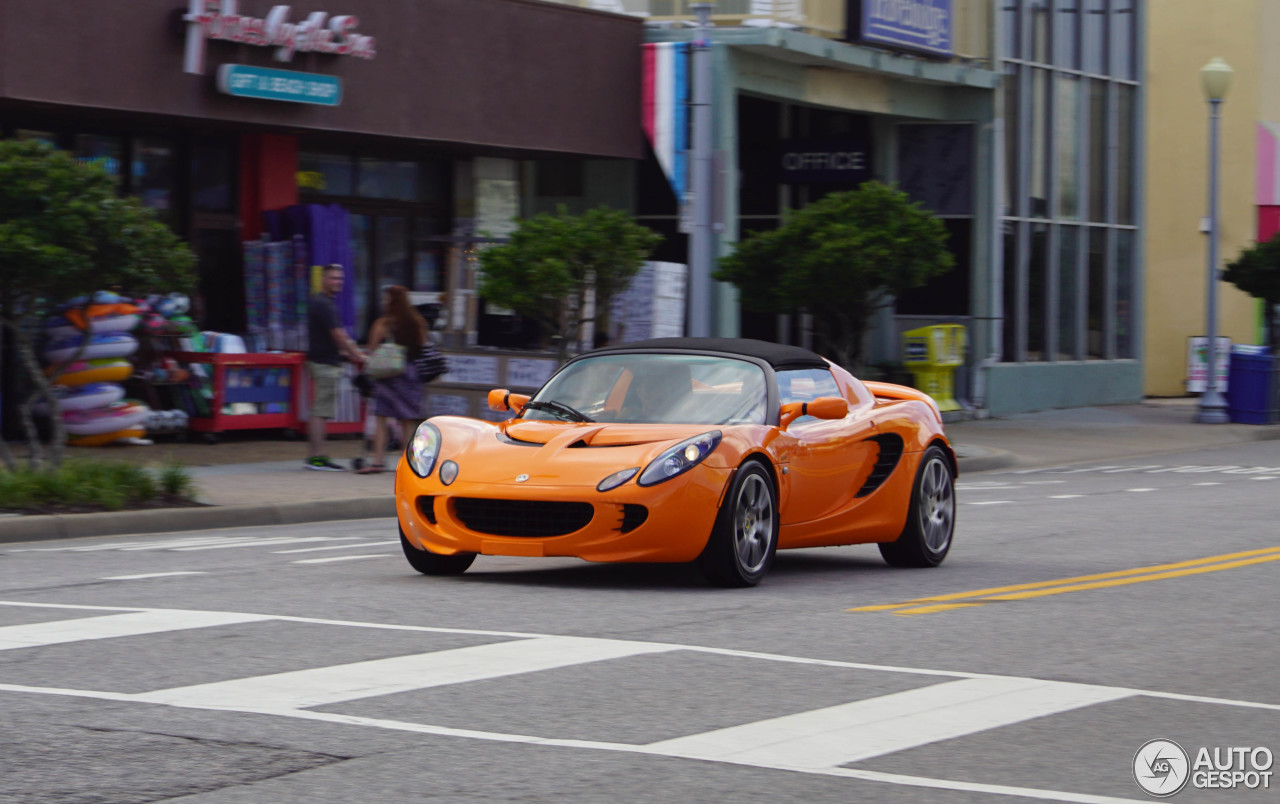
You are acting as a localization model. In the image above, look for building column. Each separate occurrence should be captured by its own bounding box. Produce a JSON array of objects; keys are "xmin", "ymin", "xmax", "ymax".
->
[{"xmin": 239, "ymin": 133, "xmax": 298, "ymax": 242}]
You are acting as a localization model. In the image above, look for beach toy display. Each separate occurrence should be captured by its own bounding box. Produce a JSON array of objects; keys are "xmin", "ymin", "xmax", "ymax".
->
[
  {"xmin": 39, "ymin": 291, "xmax": 152, "ymax": 447},
  {"xmin": 42, "ymin": 332, "xmax": 139, "ymax": 364}
]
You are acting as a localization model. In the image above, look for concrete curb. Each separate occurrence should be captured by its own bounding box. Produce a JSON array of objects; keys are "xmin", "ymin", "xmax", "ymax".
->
[
  {"xmin": 0, "ymin": 452, "xmax": 1009, "ymax": 544},
  {"xmin": 0, "ymin": 496, "xmax": 396, "ymax": 545}
]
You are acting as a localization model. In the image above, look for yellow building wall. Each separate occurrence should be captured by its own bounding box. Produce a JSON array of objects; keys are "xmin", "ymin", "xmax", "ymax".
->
[{"xmin": 1144, "ymin": 0, "xmax": 1261, "ymax": 396}]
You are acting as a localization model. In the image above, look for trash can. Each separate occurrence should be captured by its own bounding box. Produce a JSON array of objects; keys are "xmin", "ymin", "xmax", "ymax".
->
[
  {"xmin": 1226, "ymin": 347, "xmax": 1280, "ymax": 424},
  {"xmin": 901, "ymin": 324, "xmax": 966, "ymax": 412}
]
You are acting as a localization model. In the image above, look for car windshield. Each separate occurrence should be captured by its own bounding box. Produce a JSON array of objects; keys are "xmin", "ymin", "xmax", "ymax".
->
[{"xmin": 524, "ymin": 353, "xmax": 768, "ymax": 425}]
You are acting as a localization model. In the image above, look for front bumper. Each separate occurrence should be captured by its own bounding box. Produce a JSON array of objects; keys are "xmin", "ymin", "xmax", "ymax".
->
[{"xmin": 395, "ymin": 458, "xmax": 732, "ymax": 563}]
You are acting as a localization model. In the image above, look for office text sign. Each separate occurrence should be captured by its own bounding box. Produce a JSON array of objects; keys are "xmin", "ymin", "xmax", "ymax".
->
[
  {"xmin": 859, "ymin": 0, "xmax": 953, "ymax": 56},
  {"xmin": 778, "ymin": 139, "xmax": 872, "ymax": 184}
]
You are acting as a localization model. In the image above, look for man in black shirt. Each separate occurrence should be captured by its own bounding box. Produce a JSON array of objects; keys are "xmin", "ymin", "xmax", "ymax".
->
[{"xmin": 305, "ymin": 265, "xmax": 364, "ymax": 471}]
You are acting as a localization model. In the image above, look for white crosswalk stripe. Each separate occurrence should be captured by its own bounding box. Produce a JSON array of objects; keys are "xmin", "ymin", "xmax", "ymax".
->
[
  {"xmin": 0, "ymin": 610, "xmax": 270, "ymax": 651},
  {"xmin": 645, "ymin": 677, "xmax": 1131, "ymax": 768},
  {"xmin": 137, "ymin": 636, "xmax": 674, "ymax": 710}
]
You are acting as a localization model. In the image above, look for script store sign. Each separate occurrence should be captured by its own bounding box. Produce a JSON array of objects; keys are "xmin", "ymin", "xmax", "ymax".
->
[{"xmin": 183, "ymin": 0, "xmax": 377, "ymax": 75}]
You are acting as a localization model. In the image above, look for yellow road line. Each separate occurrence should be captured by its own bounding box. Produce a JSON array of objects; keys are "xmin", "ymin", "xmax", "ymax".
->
[{"xmin": 849, "ymin": 545, "xmax": 1280, "ymax": 615}]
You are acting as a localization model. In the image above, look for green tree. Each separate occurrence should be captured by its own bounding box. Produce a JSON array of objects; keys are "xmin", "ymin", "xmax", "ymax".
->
[
  {"xmin": 0, "ymin": 140, "xmax": 196, "ymax": 470},
  {"xmin": 1224, "ymin": 232, "xmax": 1280, "ymax": 354},
  {"xmin": 478, "ymin": 206, "xmax": 662, "ymax": 359},
  {"xmin": 715, "ymin": 181, "xmax": 954, "ymax": 370}
]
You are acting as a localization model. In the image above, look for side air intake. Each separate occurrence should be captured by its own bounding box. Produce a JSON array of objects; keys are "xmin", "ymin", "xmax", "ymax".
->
[{"xmin": 855, "ymin": 434, "xmax": 904, "ymax": 498}]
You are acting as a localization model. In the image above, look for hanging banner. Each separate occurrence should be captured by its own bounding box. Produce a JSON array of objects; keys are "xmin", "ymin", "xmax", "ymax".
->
[{"xmin": 641, "ymin": 42, "xmax": 689, "ymax": 200}]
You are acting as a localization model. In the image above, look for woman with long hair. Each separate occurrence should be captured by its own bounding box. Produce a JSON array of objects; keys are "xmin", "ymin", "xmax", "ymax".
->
[{"xmin": 357, "ymin": 285, "xmax": 428, "ymax": 473}]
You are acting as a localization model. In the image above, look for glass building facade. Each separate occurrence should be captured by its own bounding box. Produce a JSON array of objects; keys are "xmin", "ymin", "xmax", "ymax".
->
[{"xmin": 999, "ymin": 0, "xmax": 1142, "ymax": 364}]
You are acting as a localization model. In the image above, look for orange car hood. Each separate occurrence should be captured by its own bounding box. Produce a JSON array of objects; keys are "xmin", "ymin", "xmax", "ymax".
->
[{"xmin": 438, "ymin": 418, "xmax": 724, "ymax": 487}]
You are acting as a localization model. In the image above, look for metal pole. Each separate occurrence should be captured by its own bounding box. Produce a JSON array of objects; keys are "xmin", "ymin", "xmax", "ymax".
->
[
  {"xmin": 1197, "ymin": 98, "xmax": 1229, "ymax": 423},
  {"xmin": 688, "ymin": 3, "xmax": 714, "ymax": 338}
]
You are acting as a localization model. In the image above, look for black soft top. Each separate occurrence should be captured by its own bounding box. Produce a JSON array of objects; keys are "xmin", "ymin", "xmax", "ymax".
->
[{"xmin": 591, "ymin": 337, "xmax": 829, "ymax": 371}]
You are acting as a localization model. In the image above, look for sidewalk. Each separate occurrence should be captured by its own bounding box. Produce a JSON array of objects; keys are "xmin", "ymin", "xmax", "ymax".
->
[{"xmin": 3, "ymin": 399, "xmax": 1278, "ymax": 543}]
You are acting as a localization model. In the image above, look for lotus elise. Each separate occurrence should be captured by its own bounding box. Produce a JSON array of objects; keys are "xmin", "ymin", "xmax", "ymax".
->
[{"xmin": 395, "ymin": 338, "xmax": 957, "ymax": 587}]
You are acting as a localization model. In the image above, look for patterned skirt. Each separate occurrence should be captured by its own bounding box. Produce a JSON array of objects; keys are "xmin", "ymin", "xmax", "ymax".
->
[{"xmin": 372, "ymin": 362, "xmax": 426, "ymax": 420}]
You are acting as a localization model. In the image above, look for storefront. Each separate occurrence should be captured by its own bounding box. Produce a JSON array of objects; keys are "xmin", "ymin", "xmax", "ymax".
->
[{"xmin": 0, "ymin": 0, "xmax": 644, "ymax": 432}]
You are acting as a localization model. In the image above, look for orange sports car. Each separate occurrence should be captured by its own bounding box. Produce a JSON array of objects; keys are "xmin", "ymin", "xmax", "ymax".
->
[{"xmin": 395, "ymin": 337, "xmax": 957, "ymax": 587}]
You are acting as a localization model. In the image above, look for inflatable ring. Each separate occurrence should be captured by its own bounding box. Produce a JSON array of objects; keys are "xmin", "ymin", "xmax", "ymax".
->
[
  {"xmin": 67, "ymin": 427, "xmax": 145, "ymax": 448},
  {"xmin": 46, "ymin": 359, "xmax": 133, "ymax": 388},
  {"xmin": 46, "ymin": 314, "xmax": 140, "ymax": 339},
  {"xmin": 32, "ymin": 383, "xmax": 126, "ymax": 415},
  {"xmin": 63, "ymin": 402, "xmax": 150, "ymax": 436},
  {"xmin": 62, "ymin": 303, "xmax": 140, "ymax": 331},
  {"xmin": 43, "ymin": 333, "xmax": 138, "ymax": 364}
]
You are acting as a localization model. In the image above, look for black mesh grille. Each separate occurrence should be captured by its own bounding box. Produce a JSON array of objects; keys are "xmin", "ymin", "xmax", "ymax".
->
[
  {"xmin": 619, "ymin": 504, "xmax": 648, "ymax": 533},
  {"xmin": 416, "ymin": 496, "xmax": 436, "ymax": 524},
  {"xmin": 452, "ymin": 498, "xmax": 594, "ymax": 537}
]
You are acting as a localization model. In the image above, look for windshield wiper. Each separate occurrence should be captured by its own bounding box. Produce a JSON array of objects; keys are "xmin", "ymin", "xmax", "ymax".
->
[{"xmin": 523, "ymin": 399, "xmax": 593, "ymax": 423}]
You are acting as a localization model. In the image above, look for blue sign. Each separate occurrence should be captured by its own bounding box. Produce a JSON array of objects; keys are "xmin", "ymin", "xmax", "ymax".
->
[
  {"xmin": 858, "ymin": 0, "xmax": 953, "ymax": 57},
  {"xmin": 216, "ymin": 64, "xmax": 342, "ymax": 106}
]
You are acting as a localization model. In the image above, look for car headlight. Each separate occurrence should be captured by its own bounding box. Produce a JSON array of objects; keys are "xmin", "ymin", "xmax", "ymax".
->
[
  {"xmin": 638, "ymin": 431, "xmax": 721, "ymax": 487},
  {"xmin": 408, "ymin": 422, "xmax": 442, "ymax": 478},
  {"xmin": 597, "ymin": 467, "xmax": 639, "ymax": 492}
]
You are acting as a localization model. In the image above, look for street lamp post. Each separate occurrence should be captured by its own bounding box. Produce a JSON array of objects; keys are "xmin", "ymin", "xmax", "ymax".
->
[
  {"xmin": 1196, "ymin": 57, "xmax": 1233, "ymax": 424},
  {"xmin": 688, "ymin": 2, "xmax": 714, "ymax": 337}
]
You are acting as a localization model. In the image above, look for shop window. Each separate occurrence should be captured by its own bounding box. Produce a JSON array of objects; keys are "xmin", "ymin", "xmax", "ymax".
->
[
  {"xmin": 1029, "ymin": 0, "xmax": 1050, "ymax": 64},
  {"xmin": 1055, "ymin": 75, "xmax": 1080, "ymax": 220},
  {"xmin": 1082, "ymin": 0, "xmax": 1107, "ymax": 75},
  {"xmin": 15, "ymin": 129, "xmax": 58, "ymax": 146},
  {"xmin": 192, "ymin": 141, "xmax": 236, "ymax": 213},
  {"xmin": 376, "ymin": 216, "xmax": 411, "ymax": 289},
  {"xmin": 1116, "ymin": 84, "xmax": 1136, "ymax": 225},
  {"xmin": 1115, "ymin": 229, "xmax": 1134, "ymax": 358},
  {"xmin": 1087, "ymin": 227, "xmax": 1106, "ymax": 358},
  {"xmin": 298, "ymin": 152, "xmax": 354, "ymax": 197},
  {"xmin": 1027, "ymin": 221, "xmax": 1048, "ymax": 360},
  {"xmin": 1110, "ymin": 1, "xmax": 1135, "ymax": 81},
  {"xmin": 1088, "ymin": 80, "xmax": 1107, "ymax": 222},
  {"xmin": 1002, "ymin": 223, "xmax": 1020, "ymax": 361},
  {"xmin": 132, "ymin": 136, "xmax": 175, "ymax": 224},
  {"xmin": 1054, "ymin": 0, "xmax": 1079, "ymax": 70},
  {"xmin": 1003, "ymin": 64, "xmax": 1020, "ymax": 217},
  {"xmin": 74, "ymin": 134, "xmax": 123, "ymax": 185},
  {"xmin": 1000, "ymin": 2, "xmax": 1019, "ymax": 60},
  {"xmin": 1029, "ymin": 68, "xmax": 1050, "ymax": 218},
  {"xmin": 420, "ymin": 159, "xmax": 450, "ymax": 205},
  {"xmin": 1057, "ymin": 224, "xmax": 1079, "ymax": 360},
  {"xmin": 536, "ymin": 160, "xmax": 585, "ymax": 198},
  {"xmin": 358, "ymin": 157, "xmax": 419, "ymax": 201}
]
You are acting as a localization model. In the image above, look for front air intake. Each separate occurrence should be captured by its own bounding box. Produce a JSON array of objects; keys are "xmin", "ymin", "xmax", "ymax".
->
[{"xmin": 452, "ymin": 498, "xmax": 594, "ymax": 537}]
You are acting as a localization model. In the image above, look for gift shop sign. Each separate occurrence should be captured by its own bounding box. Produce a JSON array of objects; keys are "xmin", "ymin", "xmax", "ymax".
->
[{"xmin": 183, "ymin": 0, "xmax": 376, "ymax": 75}]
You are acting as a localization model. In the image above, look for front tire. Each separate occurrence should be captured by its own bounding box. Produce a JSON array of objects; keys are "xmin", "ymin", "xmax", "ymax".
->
[
  {"xmin": 400, "ymin": 527, "xmax": 476, "ymax": 576},
  {"xmin": 698, "ymin": 462, "xmax": 778, "ymax": 587},
  {"xmin": 879, "ymin": 445, "xmax": 955, "ymax": 568}
]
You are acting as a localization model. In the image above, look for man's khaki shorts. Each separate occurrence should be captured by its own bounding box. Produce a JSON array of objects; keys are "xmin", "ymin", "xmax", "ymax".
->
[{"xmin": 307, "ymin": 362, "xmax": 342, "ymax": 420}]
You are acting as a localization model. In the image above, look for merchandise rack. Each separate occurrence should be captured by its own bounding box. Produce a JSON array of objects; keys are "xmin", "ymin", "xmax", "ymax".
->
[{"xmin": 163, "ymin": 351, "xmax": 303, "ymax": 442}]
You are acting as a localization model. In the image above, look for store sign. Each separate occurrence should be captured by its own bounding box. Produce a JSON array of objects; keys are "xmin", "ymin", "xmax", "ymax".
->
[
  {"xmin": 184, "ymin": 0, "xmax": 376, "ymax": 75},
  {"xmin": 217, "ymin": 64, "xmax": 342, "ymax": 105},
  {"xmin": 778, "ymin": 138, "xmax": 872, "ymax": 184},
  {"xmin": 857, "ymin": 0, "xmax": 953, "ymax": 57}
]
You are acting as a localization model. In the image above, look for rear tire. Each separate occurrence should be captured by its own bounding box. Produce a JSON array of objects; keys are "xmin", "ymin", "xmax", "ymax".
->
[
  {"xmin": 698, "ymin": 462, "xmax": 778, "ymax": 587},
  {"xmin": 879, "ymin": 445, "xmax": 955, "ymax": 568},
  {"xmin": 400, "ymin": 527, "xmax": 476, "ymax": 576}
]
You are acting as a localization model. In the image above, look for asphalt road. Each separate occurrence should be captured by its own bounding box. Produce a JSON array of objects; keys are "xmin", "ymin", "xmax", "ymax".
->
[{"xmin": 2, "ymin": 441, "xmax": 1279, "ymax": 803}]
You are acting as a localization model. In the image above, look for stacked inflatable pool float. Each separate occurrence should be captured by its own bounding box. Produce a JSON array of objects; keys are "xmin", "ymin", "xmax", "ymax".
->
[{"xmin": 42, "ymin": 292, "xmax": 152, "ymax": 447}]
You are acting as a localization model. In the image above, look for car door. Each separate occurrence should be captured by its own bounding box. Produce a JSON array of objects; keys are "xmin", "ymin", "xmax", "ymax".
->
[{"xmin": 775, "ymin": 368, "xmax": 878, "ymax": 524}]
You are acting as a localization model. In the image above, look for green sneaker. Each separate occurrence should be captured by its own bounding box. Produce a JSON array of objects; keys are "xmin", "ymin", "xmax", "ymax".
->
[{"xmin": 305, "ymin": 456, "xmax": 346, "ymax": 472}]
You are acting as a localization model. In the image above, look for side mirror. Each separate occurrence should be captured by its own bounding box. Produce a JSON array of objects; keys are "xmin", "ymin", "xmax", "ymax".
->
[
  {"xmin": 779, "ymin": 396, "xmax": 848, "ymax": 430},
  {"xmin": 487, "ymin": 389, "xmax": 530, "ymax": 413}
]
